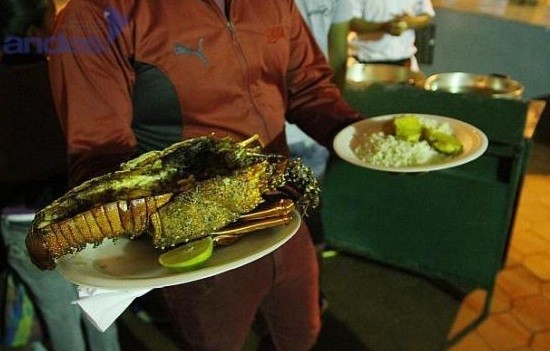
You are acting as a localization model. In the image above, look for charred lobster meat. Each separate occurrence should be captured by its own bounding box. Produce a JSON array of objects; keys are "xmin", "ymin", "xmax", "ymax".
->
[{"xmin": 26, "ymin": 135, "xmax": 320, "ymax": 270}]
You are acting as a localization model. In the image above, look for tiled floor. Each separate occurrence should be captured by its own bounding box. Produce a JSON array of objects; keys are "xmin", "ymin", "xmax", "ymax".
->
[{"xmin": 447, "ymin": 141, "xmax": 550, "ymax": 351}]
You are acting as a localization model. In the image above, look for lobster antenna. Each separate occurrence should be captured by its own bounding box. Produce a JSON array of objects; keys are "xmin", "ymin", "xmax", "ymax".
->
[{"xmin": 239, "ymin": 134, "xmax": 262, "ymax": 148}]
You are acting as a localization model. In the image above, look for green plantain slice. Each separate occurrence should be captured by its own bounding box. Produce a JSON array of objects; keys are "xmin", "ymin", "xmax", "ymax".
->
[{"xmin": 423, "ymin": 128, "xmax": 464, "ymax": 156}]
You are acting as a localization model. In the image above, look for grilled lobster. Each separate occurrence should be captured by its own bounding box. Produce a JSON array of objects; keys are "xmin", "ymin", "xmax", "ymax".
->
[{"xmin": 26, "ymin": 135, "xmax": 320, "ymax": 270}]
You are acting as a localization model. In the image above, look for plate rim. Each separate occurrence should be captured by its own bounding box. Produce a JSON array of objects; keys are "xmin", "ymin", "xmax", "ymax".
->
[
  {"xmin": 333, "ymin": 113, "xmax": 489, "ymax": 173},
  {"xmin": 57, "ymin": 211, "xmax": 301, "ymax": 289}
]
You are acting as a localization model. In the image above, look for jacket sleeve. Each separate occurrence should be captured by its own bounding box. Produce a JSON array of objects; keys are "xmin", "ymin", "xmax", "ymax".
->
[
  {"xmin": 48, "ymin": 0, "xmax": 137, "ymax": 187},
  {"xmin": 284, "ymin": 0, "xmax": 363, "ymax": 149}
]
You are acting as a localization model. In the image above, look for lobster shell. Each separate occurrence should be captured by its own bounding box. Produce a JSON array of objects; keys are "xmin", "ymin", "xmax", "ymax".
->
[{"xmin": 26, "ymin": 194, "xmax": 172, "ymax": 270}]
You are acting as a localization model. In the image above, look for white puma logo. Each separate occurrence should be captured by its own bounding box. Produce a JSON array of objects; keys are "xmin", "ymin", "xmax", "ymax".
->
[{"xmin": 174, "ymin": 37, "xmax": 208, "ymax": 65}]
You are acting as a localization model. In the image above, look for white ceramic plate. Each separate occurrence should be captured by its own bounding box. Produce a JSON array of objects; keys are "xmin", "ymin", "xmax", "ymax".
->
[
  {"xmin": 333, "ymin": 114, "xmax": 489, "ymax": 173},
  {"xmin": 57, "ymin": 211, "xmax": 301, "ymax": 289}
]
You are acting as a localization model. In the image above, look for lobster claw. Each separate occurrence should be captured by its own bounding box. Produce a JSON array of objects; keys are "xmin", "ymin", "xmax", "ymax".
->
[{"xmin": 211, "ymin": 199, "xmax": 295, "ymax": 246}]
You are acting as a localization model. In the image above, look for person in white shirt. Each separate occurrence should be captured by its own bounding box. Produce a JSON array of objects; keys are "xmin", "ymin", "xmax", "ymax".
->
[
  {"xmin": 353, "ymin": 0, "xmax": 434, "ymax": 70},
  {"xmin": 283, "ymin": 0, "xmax": 352, "ymax": 318},
  {"xmin": 329, "ymin": 0, "xmax": 435, "ymax": 84},
  {"xmin": 286, "ymin": 0, "xmax": 351, "ymax": 239},
  {"xmin": 294, "ymin": 0, "xmax": 349, "ymax": 57},
  {"xmin": 287, "ymin": 0, "xmax": 354, "ymax": 179}
]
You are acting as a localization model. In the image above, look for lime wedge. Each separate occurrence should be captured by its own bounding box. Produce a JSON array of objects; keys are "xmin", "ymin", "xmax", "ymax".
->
[{"xmin": 158, "ymin": 236, "xmax": 214, "ymax": 271}]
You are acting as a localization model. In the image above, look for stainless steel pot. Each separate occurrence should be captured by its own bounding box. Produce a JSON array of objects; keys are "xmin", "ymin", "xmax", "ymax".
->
[
  {"xmin": 424, "ymin": 72, "xmax": 524, "ymax": 99},
  {"xmin": 346, "ymin": 62, "xmax": 425, "ymax": 89}
]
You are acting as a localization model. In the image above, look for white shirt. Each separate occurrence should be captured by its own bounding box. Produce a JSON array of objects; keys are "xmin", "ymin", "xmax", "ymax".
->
[
  {"xmin": 338, "ymin": 0, "xmax": 435, "ymax": 71},
  {"xmin": 286, "ymin": 0, "xmax": 344, "ymax": 177},
  {"xmin": 294, "ymin": 0, "xmax": 346, "ymax": 57}
]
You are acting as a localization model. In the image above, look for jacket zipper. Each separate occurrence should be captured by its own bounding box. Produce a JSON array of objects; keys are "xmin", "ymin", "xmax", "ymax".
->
[
  {"xmin": 226, "ymin": 20, "xmax": 272, "ymax": 139},
  {"xmin": 206, "ymin": 0, "xmax": 271, "ymax": 138}
]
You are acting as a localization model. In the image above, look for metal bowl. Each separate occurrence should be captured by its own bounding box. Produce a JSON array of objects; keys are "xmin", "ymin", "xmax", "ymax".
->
[
  {"xmin": 345, "ymin": 62, "xmax": 425, "ymax": 89},
  {"xmin": 424, "ymin": 72, "xmax": 524, "ymax": 99}
]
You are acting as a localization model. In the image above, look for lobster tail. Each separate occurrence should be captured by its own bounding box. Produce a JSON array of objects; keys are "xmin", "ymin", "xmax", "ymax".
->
[
  {"xmin": 26, "ymin": 226, "xmax": 56, "ymax": 270},
  {"xmin": 26, "ymin": 194, "xmax": 174, "ymax": 269}
]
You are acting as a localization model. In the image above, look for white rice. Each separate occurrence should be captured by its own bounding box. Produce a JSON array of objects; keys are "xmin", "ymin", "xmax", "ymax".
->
[
  {"xmin": 354, "ymin": 117, "xmax": 453, "ymax": 167},
  {"xmin": 417, "ymin": 117, "xmax": 453, "ymax": 135}
]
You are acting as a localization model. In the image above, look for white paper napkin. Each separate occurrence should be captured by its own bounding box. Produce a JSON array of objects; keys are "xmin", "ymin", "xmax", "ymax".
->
[{"xmin": 74, "ymin": 286, "xmax": 152, "ymax": 332}]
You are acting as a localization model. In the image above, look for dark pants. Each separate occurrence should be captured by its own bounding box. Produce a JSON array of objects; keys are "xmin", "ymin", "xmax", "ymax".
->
[{"xmin": 159, "ymin": 224, "xmax": 321, "ymax": 351}]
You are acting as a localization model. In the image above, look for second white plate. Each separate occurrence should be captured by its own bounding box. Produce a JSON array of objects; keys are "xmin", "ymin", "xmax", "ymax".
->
[{"xmin": 333, "ymin": 114, "xmax": 489, "ymax": 173}]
